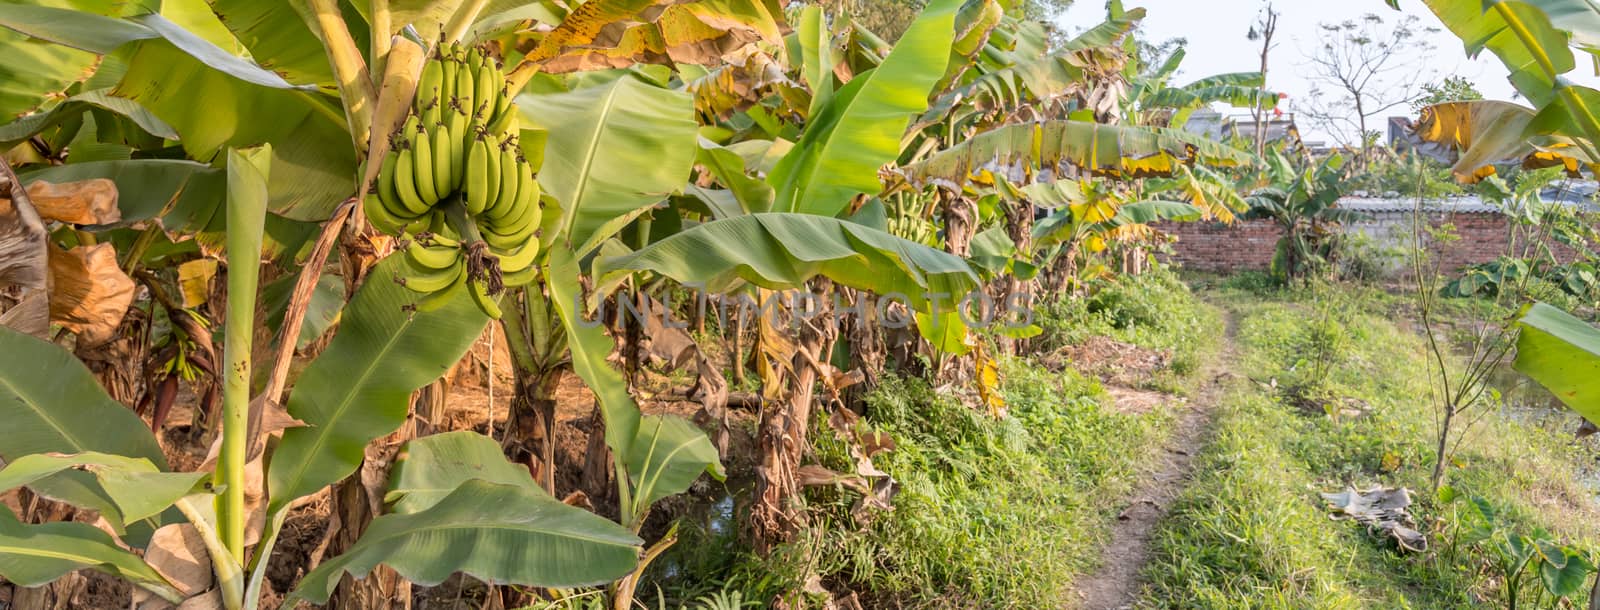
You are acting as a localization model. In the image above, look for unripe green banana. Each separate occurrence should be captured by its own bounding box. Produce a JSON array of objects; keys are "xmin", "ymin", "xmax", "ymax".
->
[
  {"xmin": 394, "ymin": 146, "xmax": 432, "ymax": 216},
  {"xmin": 411, "ymin": 124, "xmax": 439, "ymax": 204},
  {"xmin": 465, "ymin": 135, "xmax": 491, "ymax": 215},
  {"xmin": 421, "ymin": 95, "xmax": 442, "ymax": 126},
  {"xmin": 430, "ymin": 123, "xmax": 453, "ymax": 197},
  {"xmin": 489, "ymin": 148, "xmax": 523, "ymax": 221},
  {"xmin": 469, "ymin": 279, "xmax": 502, "ymax": 319},
  {"xmin": 473, "ymin": 63, "xmax": 497, "ymax": 125},
  {"xmin": 427, "ymin": 209, "xmax": 463, "ymax": 243},
  {"xmin": 365, "ymin": 194, "xmax": 423, "ymax": 235},
  {"xmin": 375, "ymin": 149, "xmax": 404, "ymax": 216},
  {"xmin": 438, "ymin": 50, "xmax": 458, "ymax": 109},
  {"xmin": 454, "ymin": 57, "xmax": 476, "ymax": 125},
  {"xmin": 418, "ymin": 60, "xmax": 443, "ymax": 111},
  {"xmin": 406, "ymin": 238, "xmax": 463, "ymax": 271},
  {"xmin": 500, "ymin": 263, "xmax": 537, "ymax": 288},
  {"xmin": 480, "ymin": 199, "xmax": 540, "ymax": 250},
  {"xmin": 400, "ymin": 254, "xmax": 464, "ymax": 294},
  {"xmin": 480, "ymin": 134, "xmax": 505, "ymax": 217},
  {"xmin": 485, "ymin": 101, "xmax": 518, "ymax": 136},
  {"xmin": 493, "ymin": 238, "xmax": 541, "ymax": 274},
  {"xmin": 515, "ymin": 162, "xmax": 541, "ymax": 226},
  {"xmin": 445, "ymin": 108, "xmax": 467, "ymax": 191}
]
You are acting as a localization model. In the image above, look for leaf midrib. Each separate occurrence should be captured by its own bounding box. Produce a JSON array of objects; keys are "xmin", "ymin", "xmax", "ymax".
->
[
  {"xmin": 270, "ymin": 300, "xmax": 419, "ymax": 509},
  {"xmin": 558, "ymin": 79, "xmax": 625, "ymax": 245},
  {"xmin": 0, "ymin": 374, "xmax": 90, "ymax": 456}
]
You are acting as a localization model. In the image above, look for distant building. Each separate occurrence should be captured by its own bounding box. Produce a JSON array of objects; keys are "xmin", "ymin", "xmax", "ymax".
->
[{"xmin": 1181, "ymin": 109, "xmax": 1304, "ymax": 152}]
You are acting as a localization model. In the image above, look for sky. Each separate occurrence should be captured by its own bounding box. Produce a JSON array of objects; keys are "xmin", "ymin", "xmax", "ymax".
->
[{"xmin": 1052, "ymin": 0, "xmax": 1600, "ymax": 143}]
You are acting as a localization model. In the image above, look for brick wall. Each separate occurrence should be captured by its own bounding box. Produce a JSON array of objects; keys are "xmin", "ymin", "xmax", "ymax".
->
[
  {"xmin": 1157, "ymin": 212, "xmax": 1544, "ymax": 274},
  {"xmin": 1157, "ymin": 219, "xmax": 1283, "ymax": 272}
]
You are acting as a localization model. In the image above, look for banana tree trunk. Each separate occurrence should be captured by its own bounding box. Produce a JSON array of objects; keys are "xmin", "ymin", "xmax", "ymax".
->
[
  {"xmin": 752, "ymin": 283, "xmax": 833, "ymax": 551},
  {"xmin": 995, "ymin": 197, "xmax": 1035, "ymax": 355},
  {"xmin": 499, "ymin": 286, "xmax": 570, "ymax": 495}
]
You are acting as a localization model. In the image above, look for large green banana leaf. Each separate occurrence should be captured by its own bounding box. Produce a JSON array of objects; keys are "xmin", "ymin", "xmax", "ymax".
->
[
  {"xmin": 386, "ymin": 431, "xmax": 540, "ymax": 515},
  {"xmin": 767, "ymin": 0, "xmax": 959, "ymax": 218},
  {"xmin": 598, "ymin": 213, "xmax": 980, "ymax": 312},
  {"xmin": 266, "ymin": 256, "xmax": 489, "ymax": 517},
  {"xmin": 204, "ymin": 0, "xmax": 339, "ymax": 86},
  {"xmin": 21, "ymin": 160, "xmax": 319, "ymax": 263},
  {"xmin": 696, "ymin": 137, "xmax": 772, "ymax": 214},
  {"xmin": 0, "ymin": 506, "xmax": 180, "ymax": 603},
  {"xmin": 0, "ymin": 89, "xmax": 176, "ymax": 144},
  {"xmin": 0, "ymin": 0, "xmax": 152, "ymax": 119},
  {"xmin": 0, "ymin": 6, "xmax": 357, "ymax": 221},
  {"xmin": 0, "ymin": 453, "xmax": 205, "ymax": 529},
  {"xmin": 899, "ymin": 120, "xmax": 1253, "ymax": 187},
  {"xmin": 627, "ymin": 415, "xmax": 725, "ymax": 511},
  {"xmin": 288, "ymin": 480, "xmax": 642, "ymax": 605},
  {"xmin": 0, "ymin": 326, "xmax": 165, "ymax": 465},
  {"xmin": 1405, "ymin": 0, "xmax": 1576, "ymax": 106},
  {"xmin": 116, "ymin": 31, "xmax": 355, "ymax": 221},
  {"xmin": 547, "ymin": 248, "xmax": 723, "ymax": 526},
  {"xmin": 0, "ymin": 327, "xmax": 172, "ymax": 535},
  {"xmin": 1513, "ymin": 302, "xmax": 1600, "ymax": 426},
  {"xmin": 519, "ymin": 75, "xmax": 698, "ymax": 257}
]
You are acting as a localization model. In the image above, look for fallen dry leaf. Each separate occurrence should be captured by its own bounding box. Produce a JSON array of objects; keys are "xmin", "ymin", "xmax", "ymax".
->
[
  {"xmin": 47, "ymin": 243, "xmax": 136, "ymax": 347},
  {"xmin": 143, "ymin": 524, "xmax": 213, "ymax": 597}
]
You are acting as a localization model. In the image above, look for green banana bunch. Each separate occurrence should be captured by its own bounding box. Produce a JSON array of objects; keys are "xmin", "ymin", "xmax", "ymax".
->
[
  {"xmin": 886, "ymin": 194, "xmax": 938, "ymax": 247},
  {"xmin": 367, "ymin": 39, "xmax": 547, "ymax": 319}
]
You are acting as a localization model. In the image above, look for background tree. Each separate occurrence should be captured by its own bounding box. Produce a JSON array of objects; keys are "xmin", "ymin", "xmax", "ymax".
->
[
  {"xmin": 1247, "ymin": 3, "xmax": 1279, "ymax": 156},
  {"xmin": 1412, "ymin": 75, "xmax": 1484, "ymax": 111},
  {"xmin": 1301, "ymin": 13, "xmax": 1438, "ymax": 161}
]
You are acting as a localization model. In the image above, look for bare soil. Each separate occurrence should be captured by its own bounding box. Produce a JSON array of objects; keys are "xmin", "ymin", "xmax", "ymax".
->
[{"xmin": 1071, "ymin": 309, "xmax": 1239, "ymax": 610}]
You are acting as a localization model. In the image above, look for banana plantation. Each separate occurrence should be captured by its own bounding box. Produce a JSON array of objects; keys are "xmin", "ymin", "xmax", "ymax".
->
[{"xmin": 9, "ymin": 0, "xmax": 1600, "ymax": 608}]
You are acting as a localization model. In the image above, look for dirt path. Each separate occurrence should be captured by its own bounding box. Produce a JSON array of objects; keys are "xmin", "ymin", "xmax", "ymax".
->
[{"xmin": 1072, "ymin": 307, "xmax": 1239, "ymax": 609}]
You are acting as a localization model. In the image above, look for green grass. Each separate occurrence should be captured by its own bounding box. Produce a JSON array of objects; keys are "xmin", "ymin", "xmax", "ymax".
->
[
  {"xmin": 1137, "ymin": 285, "xmax": 1600, "ymax": 609},
  {"xmin": 642, "ymin": 272, "xmax": 1221, "ymax": 608}
]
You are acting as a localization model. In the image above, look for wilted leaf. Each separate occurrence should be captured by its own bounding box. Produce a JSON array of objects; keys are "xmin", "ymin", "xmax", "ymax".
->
[
  {"xmin": 176, "ymin": 259, "xmax": 217, "ymax": 309},
  {"xmin": 19, "ymin": 179, "xmax": 119, "ymax": 225},
  {"xmin": 900, "ymin": 120, "xmax": 1252, "ymax": 188},
  {"xmin": 143, "ymin": 523, "xmax": 212, "ymax": 597},
  {"xmin": 0, "ymin": 289, "xmax": 47, "ymax": 337},
  {"xmin": 1411, "ymin": 100, "xmax": 1580, "ymax": 182},
  {"xmin": 0, "ymin": 172, "xmax": 47, "ymax": 291},
  {"xmin": 47, "ymin": 243, "xmax": 136, "ymax": 347}
]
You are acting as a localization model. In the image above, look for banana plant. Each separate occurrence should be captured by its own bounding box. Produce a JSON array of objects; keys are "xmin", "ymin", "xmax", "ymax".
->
[{"xmin": 0, "ymin": 0, "xmax": 785, "ymax": 607}]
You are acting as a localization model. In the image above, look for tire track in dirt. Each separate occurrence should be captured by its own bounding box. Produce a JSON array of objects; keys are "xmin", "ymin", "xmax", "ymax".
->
[{"xmin": 1072, "ymin": 306, "xmax": 1239, "ymax": 610}]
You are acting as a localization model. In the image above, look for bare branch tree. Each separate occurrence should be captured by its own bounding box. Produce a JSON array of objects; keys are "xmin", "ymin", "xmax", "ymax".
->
[
  {"xmin": 1248, "ymin": 2, "xmax": 1279, "ymax": 157},
  {"xmin": 1301, "ymin": 13, "xmax": 1437, "ymax": 162}
]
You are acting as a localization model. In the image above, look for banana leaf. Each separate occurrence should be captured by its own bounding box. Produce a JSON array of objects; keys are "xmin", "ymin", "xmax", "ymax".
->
[
  {"xmin": 386, "ymin": 431, "xmax": 540, "ymax": 515},
  {"xmin": 287, "ymin": 480, "xmax": 642, "ymax": 605},
  {"xmin": 900, "ymin": 120, "xmax": 1253, "ymax": 188},
  {"xmin": 598, "ymin": 213, "xmax": 980, "ymax": 312},
  {"xmin": 0, "ymin": 506, "xmax": 181, "ymax": 603},
  {"xmin": 520, "ymin": 75, "xmax": 698, "ymax": 257},
  {"xmin": 768, "ymin": 0, "xmax": 960, "ymax": 218},
  {"xmin": 266, "ymin": 256, "xmax": 489, "ymax": 516},
  {"xmin": 1513, "ymin": 302, "xmax": 1600, "ymax": 426}
]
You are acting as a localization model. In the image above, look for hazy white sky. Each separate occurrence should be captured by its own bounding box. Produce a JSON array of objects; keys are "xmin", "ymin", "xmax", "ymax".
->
[{"xmin": 1054, "ymin": 0, "xmax": 1600, "ymax": 142}]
